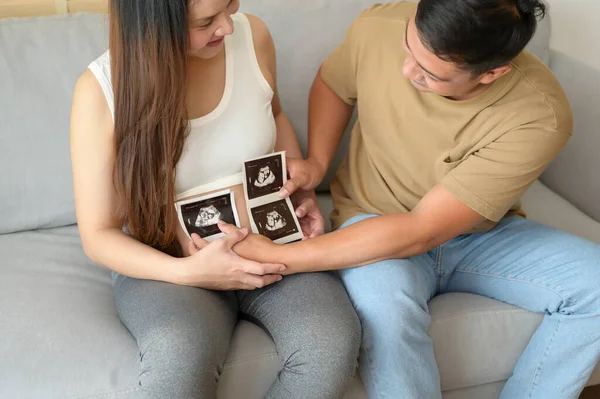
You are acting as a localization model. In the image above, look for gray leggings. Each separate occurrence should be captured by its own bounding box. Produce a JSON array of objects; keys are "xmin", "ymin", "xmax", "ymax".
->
[{"xmin": 112, "ymin": 271, "xmax": 361, "ymax": 399}]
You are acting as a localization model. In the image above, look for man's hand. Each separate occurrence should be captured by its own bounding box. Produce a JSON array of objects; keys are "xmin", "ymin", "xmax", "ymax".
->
[
  {"xmin": 290, "ymin": 189, "xmax": 325, "ymax": 238},
  {"xmin": 279, "ymin": 157, "xmax": 327, "ymax": 198},
  {"xmin": 208, "ymin": 221, "xmax": 283, "ymax": 265}
]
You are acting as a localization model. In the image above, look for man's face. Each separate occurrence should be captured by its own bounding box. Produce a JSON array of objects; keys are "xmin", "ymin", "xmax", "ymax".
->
[{"xmin": 402, "ymin": 17, "xmax": 501, "ymax": 100}]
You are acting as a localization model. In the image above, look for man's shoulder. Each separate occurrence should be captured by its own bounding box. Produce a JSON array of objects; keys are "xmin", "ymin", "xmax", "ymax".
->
[
  {"xmin": 357, "ymin": 1, "xmax": 417, "ymax": 24},
  {"xmin": 347, "ymin": 2, "xmax": 416, "ymax": 49},
  {"xmin": 507, "ymin": 51, "xmax": 573, "ymax": 134}
]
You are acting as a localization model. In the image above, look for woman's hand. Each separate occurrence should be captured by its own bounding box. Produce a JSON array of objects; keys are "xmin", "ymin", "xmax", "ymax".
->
[
  {"xmin": 290, "ymin": 189, "xmax": 325, "ymax": 239},
  {"xmin": 177, "ymin": 222, "xmax": 286, "ymax": 290}
]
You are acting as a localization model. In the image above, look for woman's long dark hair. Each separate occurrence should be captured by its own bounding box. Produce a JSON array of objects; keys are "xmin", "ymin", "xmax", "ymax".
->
[{"xmin": 110, "ymin": 0, "xmax": 190, "ymax": 256}]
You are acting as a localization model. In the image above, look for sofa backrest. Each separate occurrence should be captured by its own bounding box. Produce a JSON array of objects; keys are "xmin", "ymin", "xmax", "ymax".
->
[
  {"xmin": 538, "ymin": 0, "xmax": 600, "ymax": 223},
  {"xmin": 0, "ymin": 14, "xmax": 108, "ymax": 234},
  {"xmin": 0, "ymin": 1, "xmax": 553, "ymax": 234}
]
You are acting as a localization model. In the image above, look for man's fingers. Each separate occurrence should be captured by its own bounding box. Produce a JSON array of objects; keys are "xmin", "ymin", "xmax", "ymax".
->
[
  {"xmin": 217, "ymin": 220, "xmax": 240, "ymax": 234},
  {"xmin": 309, "ymin": 226, "xmax": 325, "ymax": 238},
  {"xmin": 295, "ymin": 198, "xmax": 315, "ymax": 218},
  {"xmin": 220, "ymin": 226, "xmax": 249, "ymax": 250},
  {"xmin": 279, "ymin": 178, "xmax": 302, "ymax": 198}
]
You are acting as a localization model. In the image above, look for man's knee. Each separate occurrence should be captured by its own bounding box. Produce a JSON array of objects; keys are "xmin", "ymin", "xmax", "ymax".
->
[
  {"xmin": 570, "ymin": 258, "xmax": 600, "ymax": 315},
  {"xmin": 341, "ymin": 258, "xmax": 433, "ymax": 309}
]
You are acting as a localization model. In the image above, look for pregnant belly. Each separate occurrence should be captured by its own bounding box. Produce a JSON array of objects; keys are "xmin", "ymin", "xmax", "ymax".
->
[{"xmin": 175, "ymin": 184, "xmax": 250, "ymax": 257}]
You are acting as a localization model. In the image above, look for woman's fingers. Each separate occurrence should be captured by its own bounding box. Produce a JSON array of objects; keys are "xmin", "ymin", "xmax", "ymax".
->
[
  {"xmin": 188, "ymin": 239, "xmax": 199, "ymax": 255},
  {"xmin": 191, "ymin": 233, "xmax": 209, "ymax": 251},
  {"xmin": 239, "ymin": 259, "xmax": 286, "ymax": 275}
]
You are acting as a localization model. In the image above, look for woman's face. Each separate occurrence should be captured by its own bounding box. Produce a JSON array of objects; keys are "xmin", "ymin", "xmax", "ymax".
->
[{"xmin": 187, "ymin": 0, "xmax": 240, "ymax": 59}]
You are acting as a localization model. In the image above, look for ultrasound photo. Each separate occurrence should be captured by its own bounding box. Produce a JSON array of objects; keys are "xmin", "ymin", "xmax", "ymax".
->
[
  {"xmin": 250, "ymin": 200, "xmax": 300, "ymax": 241},
  {"xmin": 177, "ymin": 191, "xmax": 239, "ymax": 241},
  {"xmin": 244, "ymin": 153, "xmax": 284, "ymax": 200}
]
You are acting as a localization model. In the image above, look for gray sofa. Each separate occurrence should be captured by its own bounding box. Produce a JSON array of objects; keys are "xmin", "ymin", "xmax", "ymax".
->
[{"xmin": 1, "ymin": 1, "xmax": 599, "ymax": 398}]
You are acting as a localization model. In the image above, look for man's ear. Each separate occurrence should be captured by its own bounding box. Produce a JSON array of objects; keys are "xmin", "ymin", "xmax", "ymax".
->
[{"xmin": 478, "ymin": 64, "xmax": 512, "ymax": 84}]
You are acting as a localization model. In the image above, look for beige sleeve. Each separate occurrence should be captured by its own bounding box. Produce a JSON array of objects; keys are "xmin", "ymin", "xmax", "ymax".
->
[
  {"xmin": 441, "ymin": 127, "xmax": 571, "ymax": 222},
  {"xmin": 319, "ymin": 16, "xmax": 365, "ymax": 105}
]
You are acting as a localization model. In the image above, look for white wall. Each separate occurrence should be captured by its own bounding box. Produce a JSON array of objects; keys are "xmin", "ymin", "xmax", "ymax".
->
[
  {"xmin": 540, "ymin": 0, "xmax": 600, "ymax": 222},
  {"xmin": 547, "ymin": 0, "xmax": 600, "ymax": 70}
]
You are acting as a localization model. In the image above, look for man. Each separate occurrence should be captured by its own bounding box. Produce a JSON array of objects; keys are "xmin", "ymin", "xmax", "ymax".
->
[{"xmin": 207, "ymin": 1, "xmax": 600, "ymax": 398}]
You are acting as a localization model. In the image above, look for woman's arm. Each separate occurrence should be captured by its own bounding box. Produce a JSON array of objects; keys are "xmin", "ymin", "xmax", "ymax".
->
[
  {"xmin": 248, "ymin": 14, "xmax": 324, "ymax": 237},
  {"xmin": 247, "ymin": 14, "xmax": 302, "ymax": 158},
  {"xmin": 71, "ymin": 71, "xmax": 284, "ymax": 289},
  {"xmin": 70, "ymin": 71, "xmax": 181, "ymax": 281}
]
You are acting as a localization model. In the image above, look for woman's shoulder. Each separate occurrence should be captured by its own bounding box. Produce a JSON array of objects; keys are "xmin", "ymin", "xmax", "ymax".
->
[
  {"xmin": 239, "ymin": 13, "xmax": 274, "ymax": 57},
  {"xmin": 78, "ymin": 50, "xmax": 114, "ymax": 122},
  {"xmin": 74, "ymin": 69, "xmax": 107, "ymax": 111},
  {"xmin": 72, "ymin": 68, "xmax": 113, "ymax": 133}
]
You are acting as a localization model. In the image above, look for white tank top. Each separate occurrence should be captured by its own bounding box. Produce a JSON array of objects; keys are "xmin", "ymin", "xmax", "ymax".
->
[{"xmin": 88, "ymin": 13, "xmax": 276, "ymax": 199}]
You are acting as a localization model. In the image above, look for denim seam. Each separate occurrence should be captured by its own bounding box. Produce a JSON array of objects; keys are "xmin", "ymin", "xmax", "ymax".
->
[
  {"xmin": 363, "ymin": 344, "xmax": 384, "ymax": 399},
  {"xmin": 453, "ymin": 269, "xmax": 573, "ymax": 305},
  {"xmin": 436, "ymin": 246, "xmax": 444, "ymax": 292},
  {"xmin": 527, "ymin": 317, "xmax": 562, "ymax": 398}
]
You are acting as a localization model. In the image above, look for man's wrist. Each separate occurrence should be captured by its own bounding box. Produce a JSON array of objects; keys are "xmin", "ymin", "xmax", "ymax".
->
[
  {"xmin": 168, "ymin": 256, "xmax": 194, "ymax": 286},
  {"xmin": 276, "ymin": 242, "xmax": 296, "ymax": 274},
  {"xmin": 307, "ymin": 156, "xmax": 328, "ymax": 183}
]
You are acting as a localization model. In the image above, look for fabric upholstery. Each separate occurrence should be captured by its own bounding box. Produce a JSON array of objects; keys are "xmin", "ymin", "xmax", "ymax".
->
[{"xmin": 0, "ymin": 14, "xmax": 108, "ymax": 234}]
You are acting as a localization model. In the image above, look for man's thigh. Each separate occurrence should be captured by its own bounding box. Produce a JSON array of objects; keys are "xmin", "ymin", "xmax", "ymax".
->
[
  {"xmin": 337, "ymin": 214, "xmax": 438, "ymax": 312},
  {"xmin": 443, "ymin": 216, "xmax": 600, "ymax": 313}
]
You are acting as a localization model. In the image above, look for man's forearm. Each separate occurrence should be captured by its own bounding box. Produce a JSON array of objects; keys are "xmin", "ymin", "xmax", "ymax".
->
[
  {"xmin": 276, "ymin": 213, "xmax": 431, "ymax": 273},
  {"xmin": 274, "ymin": 110, "xmax": 303, "ymax": 158},
  {"xmin": 307, "ymin": 69, "xmax": 354, "ymax": 173}
]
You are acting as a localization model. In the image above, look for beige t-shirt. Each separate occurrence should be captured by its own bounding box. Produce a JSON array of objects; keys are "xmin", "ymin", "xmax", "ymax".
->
[{"xmin": 321, "ymin": 2, "xmax": 573, "ymax": 232}]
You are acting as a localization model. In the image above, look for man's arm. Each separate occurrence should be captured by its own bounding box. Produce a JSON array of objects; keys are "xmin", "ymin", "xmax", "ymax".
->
[
  {"xmin": 279, "ymin": 71, "xmax": 355, "ymax": 196},
  {"xmin": 234, "ymin": 184, "xmax": 485, "ymax": 272},
  {"xmin": 307, "ymin": 71, "xmax": 355, "ymax": 175}
]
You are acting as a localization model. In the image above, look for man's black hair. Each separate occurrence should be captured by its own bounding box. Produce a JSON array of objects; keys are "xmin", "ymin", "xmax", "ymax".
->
[{"xmin": 415, "ymin": 0, "xmax": 547, "ymax": 75}]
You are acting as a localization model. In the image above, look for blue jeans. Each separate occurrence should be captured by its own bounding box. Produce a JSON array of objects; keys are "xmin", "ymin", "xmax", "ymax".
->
[{"xmin": 339, "ymin": 214, "xmax": 600, "ymax": 399}]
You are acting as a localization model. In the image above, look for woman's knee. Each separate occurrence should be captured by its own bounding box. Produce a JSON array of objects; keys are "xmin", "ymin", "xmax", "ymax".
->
[
  {"xmin": 138, "ymin": 325, "xmax": 230, "ymax": 398},
  {"xmin": 317, "ymin": 315, "xmax": 361, "ymax": 376},
  {"xmin": 286, "ymin": 303, "xmax": 361, "ymax": 378}
]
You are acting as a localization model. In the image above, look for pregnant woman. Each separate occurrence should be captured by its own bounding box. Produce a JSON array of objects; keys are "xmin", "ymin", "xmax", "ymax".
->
[{"xmin": 69, "ymin": 0, "xmax": 360, "ymax": 398}]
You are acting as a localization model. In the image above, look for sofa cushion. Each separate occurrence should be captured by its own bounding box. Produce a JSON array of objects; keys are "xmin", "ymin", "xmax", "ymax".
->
[
  {"xmin": 0, "ymin": 14, "xmax": 108, "ymax": 234},
  {"xmin": 241, "ymin": 0, "xmax": 552, "ymax": 191}
]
